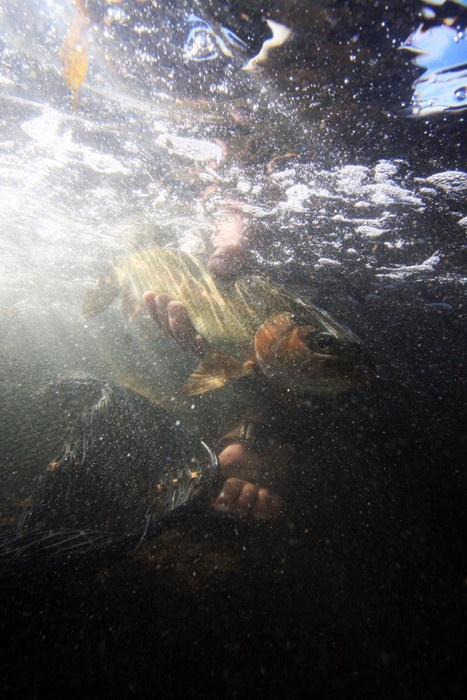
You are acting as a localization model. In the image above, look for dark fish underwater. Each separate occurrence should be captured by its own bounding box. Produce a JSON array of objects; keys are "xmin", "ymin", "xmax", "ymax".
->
[
  {"xmin": 0, "ymin": 375, "xmax": 218, "ymax": 574},
  {"xmin": 83, "ymin": 247, "xmax": 375, "ymax": 398}
]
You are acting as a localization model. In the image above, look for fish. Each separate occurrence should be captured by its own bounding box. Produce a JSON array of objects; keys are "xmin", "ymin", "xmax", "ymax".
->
[
  {"xmin": 0, "ymin": 375, "xmax": 218, "ymax": 572},
  {"xmin": 83, "ymin": 248, "xmax": 374, "ymax": 398}
]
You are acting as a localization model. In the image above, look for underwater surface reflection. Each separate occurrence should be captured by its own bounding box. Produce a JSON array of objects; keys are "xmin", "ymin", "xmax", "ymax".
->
[
  {"xmin": 401, "ymin": 0, "xmax": 467, "ymax": 115},
  {"xmin": 0, "ymin": 1, "xmax": 465, "ymax": 698}
]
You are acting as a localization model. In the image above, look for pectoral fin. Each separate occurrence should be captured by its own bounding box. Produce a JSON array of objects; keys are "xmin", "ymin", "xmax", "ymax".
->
[{"xmin": 185, "ymin": 353, "xmax": 254, "ymax": 396}]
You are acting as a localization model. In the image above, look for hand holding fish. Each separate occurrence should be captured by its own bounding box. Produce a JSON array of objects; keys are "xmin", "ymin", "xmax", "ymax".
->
[
  {"xmin": 84, "ymin": 233, "xmax": 373, "ymax": 519},
  {"xmin": 143, "ymin": 292, "xmax": 209, "ymax": 356},
  {"xmin": 142, "ymin": 289, "xmax": 286, "ymax": 519},
  {"xmin": 142, "ymin": 214, "xmax": 251, "ymax": 352}
]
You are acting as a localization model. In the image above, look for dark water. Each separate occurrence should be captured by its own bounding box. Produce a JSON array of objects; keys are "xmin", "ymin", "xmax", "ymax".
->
[{"xmin": 0, "ymin": 1, "xmax": 465, "ymax": 698}]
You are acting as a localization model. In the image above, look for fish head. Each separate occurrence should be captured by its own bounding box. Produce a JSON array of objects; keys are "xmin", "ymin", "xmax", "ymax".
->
[{"xmin": 254, "ymin": 311, "xmax": 375, "ymax": 395}]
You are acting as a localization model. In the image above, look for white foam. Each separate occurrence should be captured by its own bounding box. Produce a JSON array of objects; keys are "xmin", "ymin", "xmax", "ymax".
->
[
  {"xmin": 155, "ymin": 133, "xmax": 224, "ymax": 164},
  {"xmin": 356, "ymin": 225, "xmax": 386, "ymax": 238},
  {"xmin": 426, "ymin": 171, "xmax": 467, "ymax": 193},
  {"xmin": 377, "ymin": 253, "xmax": 440, "ymax": 279}
]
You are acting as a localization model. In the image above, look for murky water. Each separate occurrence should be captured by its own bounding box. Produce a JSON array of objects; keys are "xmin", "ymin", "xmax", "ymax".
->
[{"xmin": 0, "ymin": 1, "xmax": 465, "ymax": 697}]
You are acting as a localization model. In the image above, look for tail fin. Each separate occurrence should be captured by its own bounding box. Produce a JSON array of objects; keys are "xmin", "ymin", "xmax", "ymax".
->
[{"xmin": 0, "ymin": 527, "xmax": 145, "ymax": 575}]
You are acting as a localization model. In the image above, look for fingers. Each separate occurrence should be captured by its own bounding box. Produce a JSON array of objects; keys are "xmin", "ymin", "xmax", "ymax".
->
[
  {"xmin": 143, "ymin": 291, "xmax": 166, "ymax": 326},
  {"xmin": 143, "ymin": 292, "xmax": 172, "ymax": 336},
  {"xmin": 213, "ymin": 477, "xmax": 283, "ymax": 519},
  {"xmin": 215, "ymin": 437, "xmax": 287, "ymax": 519},
  {"xmin": 143, "ymin": 292, "xmax": 208, "ymax": 355},
  {"xmin": 166, "ymin": 300, "xmax": 197, "ymax": 347},
  {"xmin": 253, "ymin": 487, "xmax": 283, "ymax": 519}
]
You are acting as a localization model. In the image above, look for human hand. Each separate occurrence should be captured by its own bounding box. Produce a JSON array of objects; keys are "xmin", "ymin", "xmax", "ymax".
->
[
  {"xmin": 214, "ymin": 442, "xmax": 284, "ymax": 519},
  {"xmin": 207, "ymin": 206, "xmax": 251, "ymax": 277},
  {"xmin": 143, "ymin": 292, "xmax": 208, "ymax": 356}
]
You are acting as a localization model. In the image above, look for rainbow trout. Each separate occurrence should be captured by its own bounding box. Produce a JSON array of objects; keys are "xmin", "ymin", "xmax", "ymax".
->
[{"xmin": 83, "ymin": 248, "xmax": 374, "ymax": 396}]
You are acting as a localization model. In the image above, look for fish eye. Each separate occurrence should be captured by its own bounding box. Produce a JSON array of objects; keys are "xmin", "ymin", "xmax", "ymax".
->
[{"xmin": 308, "ymin": 332, "xmax": 335, "ymax": 352}]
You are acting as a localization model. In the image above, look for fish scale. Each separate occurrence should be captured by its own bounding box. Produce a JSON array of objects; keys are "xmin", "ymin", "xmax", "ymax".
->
[{"xmin": 101, "ymin": 248, "xmax": 292, "ymax": 356}]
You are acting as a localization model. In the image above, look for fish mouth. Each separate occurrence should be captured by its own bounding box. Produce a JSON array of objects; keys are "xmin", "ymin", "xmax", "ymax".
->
[{"xmin": 299, "ymin": 346, "xmax": 376, "ymax": 389}]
